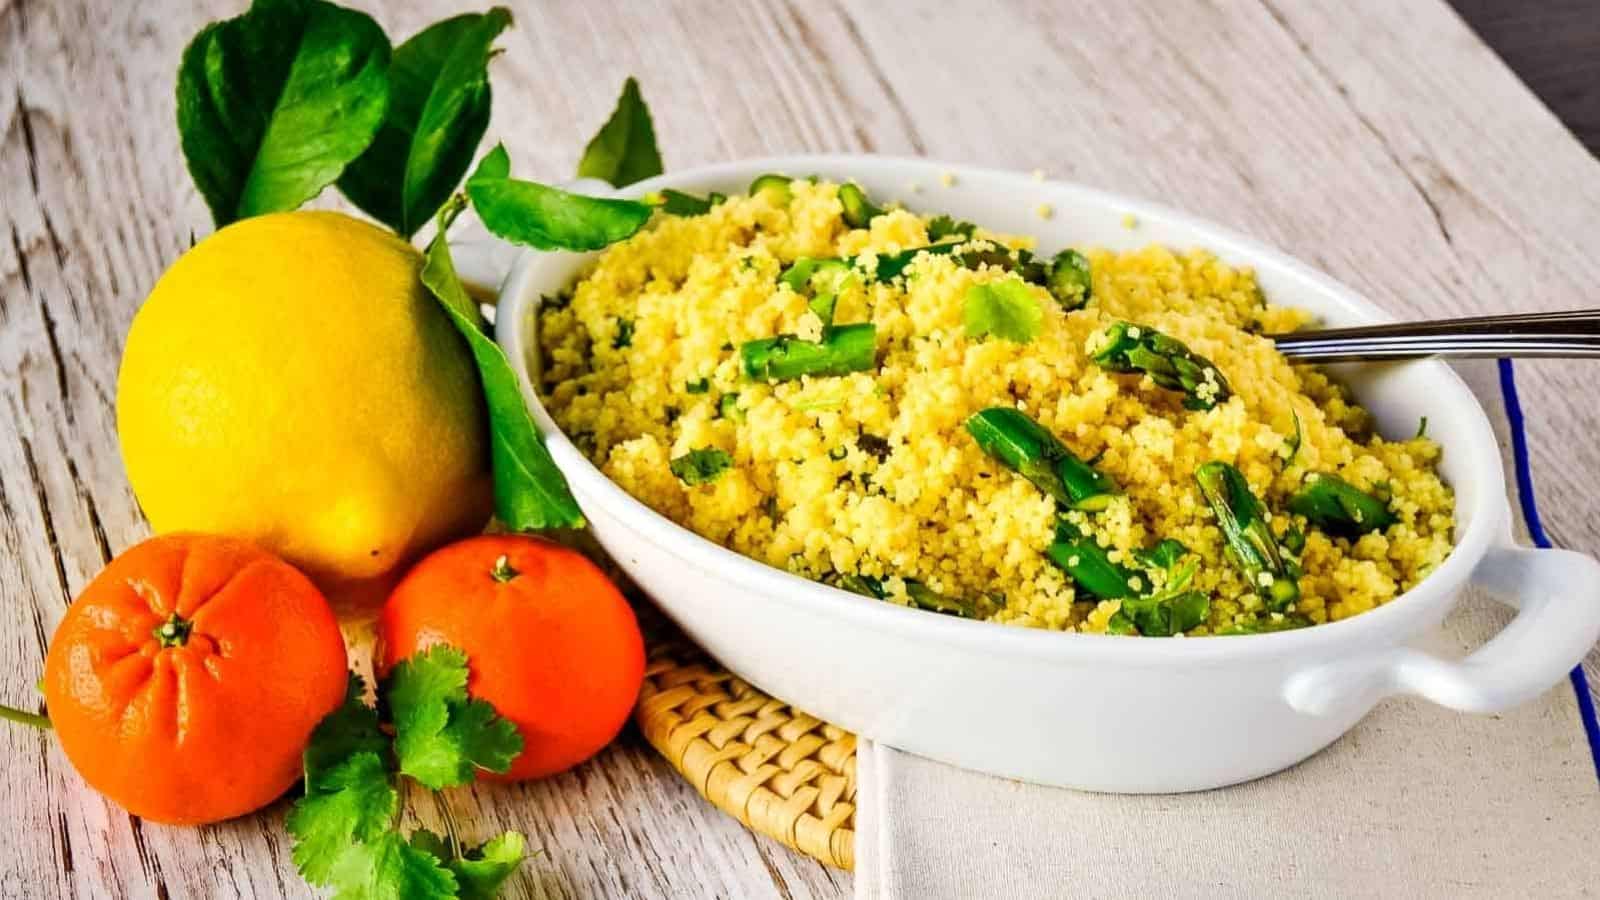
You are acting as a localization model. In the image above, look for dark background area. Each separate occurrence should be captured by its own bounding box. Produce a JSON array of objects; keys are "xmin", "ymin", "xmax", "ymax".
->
[{"xmin": 1452, "ymin": 0, "xmax": 1600, "ymax": 155}]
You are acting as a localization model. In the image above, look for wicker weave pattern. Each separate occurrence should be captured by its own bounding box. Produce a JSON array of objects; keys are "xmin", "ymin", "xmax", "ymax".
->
[{"xmin": 635, "ymin": 642, "xmax": 857, "ymax": 870}]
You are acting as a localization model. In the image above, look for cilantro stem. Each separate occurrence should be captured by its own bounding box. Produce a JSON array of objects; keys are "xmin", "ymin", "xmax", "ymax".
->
[{"xmin": 0, "ymin": 703, "xmax": 51, "ymax": 730}]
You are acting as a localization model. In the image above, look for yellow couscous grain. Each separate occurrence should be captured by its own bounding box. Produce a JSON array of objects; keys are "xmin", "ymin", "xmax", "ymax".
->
[{"xmin": 536, "ymin": 181, "xmax": 1454, "ymax": 635}]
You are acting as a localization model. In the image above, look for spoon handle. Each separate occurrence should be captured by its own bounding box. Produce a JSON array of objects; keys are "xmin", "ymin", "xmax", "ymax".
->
[{"xmin": 1270, "ymin": 309, "xmax": 1600, "ymax": 361}]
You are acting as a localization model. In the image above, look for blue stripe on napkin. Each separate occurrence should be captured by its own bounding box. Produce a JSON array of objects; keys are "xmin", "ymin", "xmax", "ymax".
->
[{"xmin": 1497, "ymin": 358, "xmax": 1600, "ymax": 784}]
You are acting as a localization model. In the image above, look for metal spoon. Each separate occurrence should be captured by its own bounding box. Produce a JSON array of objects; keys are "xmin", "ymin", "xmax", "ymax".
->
[{"xmin": 1269, "ymin": 308, "xmax": 1600, "ymax": 362}]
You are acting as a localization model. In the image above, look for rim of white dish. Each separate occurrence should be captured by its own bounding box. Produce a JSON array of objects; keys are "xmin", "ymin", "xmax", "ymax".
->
[{"xmin": 496, "ymin": 154, "xmax": 1507, "ymax": 664}]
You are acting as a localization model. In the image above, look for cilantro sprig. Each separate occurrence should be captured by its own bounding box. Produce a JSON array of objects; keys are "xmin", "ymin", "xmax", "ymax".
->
[
  {"xmin": 389, "ymin": 645, "xmax": 522, "ymax": 788},
  {"xmin": 288, "ymin": 649, "xmax": 527, "ymax": 899},
  {"xmin": 964, "ymin": 278, "xmax": 1043, "ymax": 343}
]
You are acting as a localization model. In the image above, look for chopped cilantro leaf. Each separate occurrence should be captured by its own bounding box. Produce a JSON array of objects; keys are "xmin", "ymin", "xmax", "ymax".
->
[
  {"xmin": 963, "ymin": 279, "xmax": 1042, "ymax": 343},
  {"xmin": 670, "ymin": 447, "xmax": 733, "ymax": 486},
  {"xmin": 927, "ymin": 214, "xmax": 976, "ymax": 241},
  {"xmin": 1133, "ymin": 539, "xmax": 1188, "ymax": 572},
  {"xmin": 612, "ymin": 317, "xmax": 634, "ymax": 349}
]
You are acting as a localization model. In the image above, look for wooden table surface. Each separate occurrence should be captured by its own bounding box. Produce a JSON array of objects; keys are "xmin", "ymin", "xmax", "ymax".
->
[{"xmin": 3, "ymin": 1, "xmax": 1599, "ymax": 897}]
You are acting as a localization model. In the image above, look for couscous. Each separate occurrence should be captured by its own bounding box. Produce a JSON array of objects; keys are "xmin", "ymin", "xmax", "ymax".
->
[{"xmin": 536, "ymin": 178, "xmax": 1455, "ymax": 636}]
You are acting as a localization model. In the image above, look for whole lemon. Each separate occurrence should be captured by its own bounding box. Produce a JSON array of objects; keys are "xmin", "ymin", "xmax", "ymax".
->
[{"xmin": 117, "ymin": 211, "xmax": 492, "ymax": 591}]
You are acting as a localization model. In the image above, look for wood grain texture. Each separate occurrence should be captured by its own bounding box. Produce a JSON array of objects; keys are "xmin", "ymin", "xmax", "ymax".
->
[{"xmin": 1, "ymin": 0, "xmax": 1597, "ymax": 897}]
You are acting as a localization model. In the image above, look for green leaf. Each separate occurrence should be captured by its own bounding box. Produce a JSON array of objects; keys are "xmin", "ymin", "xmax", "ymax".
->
[
  {"xmin": 387, "ymin": 644, "xmax": 525, "ymax": 789},
  {"xmin": 467, "ymin": 144, "xmax": 654, "ymax": 251},
  {"xmin": 289, "ymin": 752, "xmax": 399, "ymax": 885},
  {"xmin": 339, "ymin": 9, "xmax": 511, "ymax": 236},
  {"xmin": 647, "ymin": 188, "xmax": 724, "ymax": 217},
  {"xmin": 328, "ymin": 832, "xmax": 458, "ymax": 900},
  {"xmin": 404, "ymin": 830, "xmax": 527, "ymax": 900},
  {"xmin": 443, "ymin": 696, "xmax": 524, "ymax": 776},
  {"xmin": 927, "ymin": 214, "xmax": 976, "ymax": 241},
  {"xmin": 669, "ymin": 447, "xmax": 733, "ymax": 486},
  {"xmin": 406, "ymin": 829, "xmax": 453, "ymax": 862},
  {"xmin": 422, "ymin": 201, "xmax": 584, "ymax": 530},
  {"xmin": 576, "ymin": 77, "xmax": 663, "ymax": 188},
  {"xmin": 1280, "ymin": 408, "xmax": 1303, "ymax": 467},
  {"xmin": 303, "ymin": 674, "xmax": 388, "ymax": 793},
  {"xmin": 1133, "ymin": 539, "xmax": 1188, "ymax": 572},
  {"xmin": 176, "ymin": 0, "xmax": 391, "ymax": 226},
  {"xmin": 963, "ymin": 278, "xmax": 1042, "ymax": 343},
  {"xmin": 449, "ymin": 832, "xmax": 527, "ymax": 900}
]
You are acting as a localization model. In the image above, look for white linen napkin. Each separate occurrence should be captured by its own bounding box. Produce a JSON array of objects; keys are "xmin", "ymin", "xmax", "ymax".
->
[{"xmin": 854, "ymin": 361, "xmax": 1600, "ymax": 899}]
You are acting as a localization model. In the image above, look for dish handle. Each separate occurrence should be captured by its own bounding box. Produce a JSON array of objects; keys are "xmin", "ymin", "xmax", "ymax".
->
[{"xmin": 1284, "ymin": 545, "xmax": 1600, "ymax": 717}]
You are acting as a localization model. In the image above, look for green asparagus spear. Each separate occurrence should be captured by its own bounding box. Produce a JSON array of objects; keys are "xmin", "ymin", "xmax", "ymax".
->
[
  {"xmin": 740, "ymin": 323, "xmax": 877, "ymax": 381},
  {"xmin": 1091, "ymin": 322, "xmax": 1232, "ymax": 410},
  {"xmin": 958, "ymin": 244, "xmax": 1041, "ymax": 278},
  {"xmin": 1194, "ymin": 461, "xmax": 1299, "ymax": 611},
  {"xmin": 780, "ymin": 257, "xmax": 855, "ymax": 327},
  {"xmin": 838, "ymin": 183, "xmax": 885, "ymax": 228},
  {"xmin": 778, "ymin": 221, "xmax": 1092, "ymax": 305},
  {"xmin": 870, "ymin": 242, "xmax": 962, "ymax": 280},
  {"xmin": 1110, "ymin": 591, "xmax": 1210, "ymax": 637},
  {"xmin": 786, "ymin": 239, "xmax": 1027, "ymax": 287},
  {"xmin": 1133, "ymin": 538, "xmax": 1188, "ymax": 571},
  {"xmin": 1105, "ymin": 614, "xmax": 1140, "ymax": 636},
  {"xmin": 749, "ymin": 173, "xmax": 794, "ymax": 205},
  {"xmin": 1286, "ymin": 472, "xmax": 1395, "ymax": 537},
  {"xmin": 830, "ymin": 573, "xmax": 976, "ymax": 617},
  {"xmin": 1215, "ymin": 612, "xmax": 1313, "ymax": 635},
  {"xmin": 832, "ymin": 573, "xmax": 887, "ymax": 599},
  {"xmin": 1106, "ymin": 544, "xmax": 1207, "ymax": 636},
  {"xmin": 1279, "ymin": 523, "xmax": 1306, "ymax": 555},
  {"xmin": 1046, "ymin": 519, "xmax": 1136, "ymax": 600},
  {"xmin": 1046, "ymin": 248, "xmax": 1092, "ymax": 310},
  {"xmin": 810, "ymin": 241, "xmax": 1026, "ymax": 286},
  {"xmin": 903, "ymin": 581, "xmax": 977, "ymax": 618},
  {"xmin": 645, "ymin": 188, "xmax": 725, "ymax": 216},
  {"xmin": 966, "ymin": 407, "xmax": 1117, "ymax": 511}
]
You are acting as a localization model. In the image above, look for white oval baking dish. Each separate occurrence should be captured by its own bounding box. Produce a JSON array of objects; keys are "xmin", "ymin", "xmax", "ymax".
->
[{"xmin": 489, "ymin": 155, "xmax": 1600, "ymax": 792}]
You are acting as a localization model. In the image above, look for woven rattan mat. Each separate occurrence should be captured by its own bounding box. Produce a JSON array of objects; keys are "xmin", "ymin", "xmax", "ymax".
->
[{"xmin": 634, "ymin": 640, "xmax": 858, "ymax": 870}]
